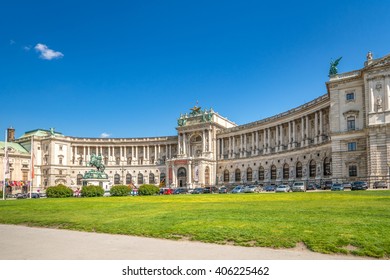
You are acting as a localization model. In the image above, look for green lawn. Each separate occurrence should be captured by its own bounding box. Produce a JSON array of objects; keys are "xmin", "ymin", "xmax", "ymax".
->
[{"xmin": 1, "ymin": 191, "xmax": 390, "ymax": 258}]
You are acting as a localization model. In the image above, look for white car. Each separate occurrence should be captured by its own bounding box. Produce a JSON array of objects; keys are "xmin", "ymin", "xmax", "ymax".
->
[{"xmin": 275, "ymin": 185, "xmax": 291, "ymax": 192}]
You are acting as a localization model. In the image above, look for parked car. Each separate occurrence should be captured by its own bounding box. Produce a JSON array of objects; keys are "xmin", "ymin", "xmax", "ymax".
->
[
  {"xmin": 275, "ymin": 185, "xmax": 290, "ymax": 192},
  {"xmin": 373, "ymin": 181, "xmax": 388, "ymax": 189},
  {"xmin": 231, "ymin": 185, "xmax": 245, "ymax": 193},
  {"xmin": 263, "ymin": 185, "xmax": 275, "ymax": 192},
  {"xmin": 351, "ymin": 181, "xmax": 368, "ymax": 191},
  {"xmin": 6, "ymin": 194, "xmax": 16, "ymax": 198},
  {"xmin": 243, "ymin": 185, "xmax": 260, "ymax": 193},
  {"xmin": 203, "ymin": 186, "xmax": 218, "ymax": 193},
  {"xmin": 27, "ymin": 192, "xmax": 40, "ymax": 198},
  {"xmin": 191, "ymin": 188, "xmax": 204, "ymax": 194},
  {"xmin": 173, "ymin": 188, "xmax": 188, "ymax": 194},
  {"xmin": 331, "ymin": 183, "xmax": 344, "ymax": 191},
  {"xmin": 16, "ymin": 193, "xmax": 28, "ymax": 199},
  {"xmin": 218, "ymin": 186, "xmax": 228, "ymax": 194},
  {"xmin": 342, "ymin": 182, "xmax": 352, "ymax": 189},
  {"xmin": 306, "ymin": 184, "xmax": 318, "ymax": 191},
  {"xmin": 292, "ymin": 181, "xmax": 306, "ymax": 192},
  {"xmin": 322, "ymin": 181, "xmax": 333, "ymax": 190}
]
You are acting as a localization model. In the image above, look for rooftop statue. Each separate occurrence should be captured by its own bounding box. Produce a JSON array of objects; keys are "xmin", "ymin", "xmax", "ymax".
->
[{"xmin": 329, "ymin": 57, "xmax": 342, "ymax": 77}]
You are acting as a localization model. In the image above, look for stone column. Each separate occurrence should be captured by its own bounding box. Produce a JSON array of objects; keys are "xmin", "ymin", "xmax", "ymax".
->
[
  {"xmin": 301, "ymin": 117, "xmax": 305, "ymax": 147},
  {"xmin": 305, "ymin": 115, "xmax": 309, "ymax": 146},
  {"xmin": 255, "ymin": 131, "xmax": 259, "ymax": 155},
  {"xmin": 275, "ymin": 126, "xmax": 279, "ymax": 152},
  {"xmin": 244, "ymin": 134, "xmax": 247, "ymax": 157},
  {"xmin": 314, "ymin": 112, "xmax": 318, "ymax": 144},
  {"xmin": 319, "ymin": 110, "xmax": 323, "ymax": 143},
  {"xmin": 240, "ymin": 134, "xmax": 243, "ymax": 158},
  {"xmin": 221, "ymin": 138, "xmax": 224, "ymax": 159},
  {"xmin": 183, "ymin": 133, "xmax": 187, "ymax": 155},
  {"xmin": 288, "ymin": 122, "xmax": 292, "ymax": 149},
  {"xmin": 263, "ymin": 130, "xmax": 266, "ymax": 152},
  {"xmin": 251, "ymin": 132, "xmax": 255, "ymax": 156},
  {"xmin": 386, "ymin": 76, "xmax": 390, "ymax": 111},
  {"xmin": 292, "ymin": 121, "xmax": 296, "ymax": 148},
  {"xmin": 228, "ymin": 137, "xmax": 232, "ymax": 159},
  {"xmin": 188, "ymin": 163, "xmax": 192, "ymax": 187},
  {"xmin": 280, "ymin": 124, "xmax": 284, "ymax": 151},
  {"xmin": 208, "ymin": 129, "xmax": 212, "ymax": 152}
]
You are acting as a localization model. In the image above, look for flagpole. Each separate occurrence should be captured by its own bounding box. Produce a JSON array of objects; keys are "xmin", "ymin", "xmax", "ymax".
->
[
  {"xmin": 3, "ymin": 130, "xmax": 7, "ymax": 200},
  {"xmin": 30, "ymin": 136, "xmax": 34, "ymax": 199}
]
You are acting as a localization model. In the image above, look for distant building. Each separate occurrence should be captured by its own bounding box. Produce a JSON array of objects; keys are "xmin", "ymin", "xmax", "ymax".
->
[{"xmin": 2, "ymin": 52, "xmax": 390, "ymax": 193}]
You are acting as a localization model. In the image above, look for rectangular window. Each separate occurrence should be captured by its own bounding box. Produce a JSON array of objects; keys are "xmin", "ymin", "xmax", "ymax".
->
[
  {"xmin": 348, "ymin": 142, "xmax": 357, "ymax": 151},
  {"xmin": 347, "ymin": 117, "xmax": 356, "ymax": 131},
  {"xmin": 349, "ymin": 165, "xmax": 357, "ymax": 177},
  {"xmin": 346, "ymin": 92, "xmax": 355, "ymax": 101}
]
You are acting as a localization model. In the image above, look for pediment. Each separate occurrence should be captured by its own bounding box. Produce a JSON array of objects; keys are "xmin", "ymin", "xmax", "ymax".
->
[{"xmin": 364, "ymin": 54, "xmax": 390, "ymax": 70}]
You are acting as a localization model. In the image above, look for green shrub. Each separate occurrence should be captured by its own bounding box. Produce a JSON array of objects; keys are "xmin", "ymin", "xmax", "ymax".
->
[
  {"xmin": 0, "ymin": 190, "xmax": 3, "ymax": 198},
  {"xmin": 81, "ymin": 185, "xmax": 104, "ymax": 197},
  {"xmin": 110, "ymin": 185, "xmax": 131, "ymax": 196},
  {"xmin": 138, "ymin": 184, "xmax": 159, "ymax": 196},
  {"xmin": 46, "ymin": 184, "xmax": 74, "ymax": 198}
]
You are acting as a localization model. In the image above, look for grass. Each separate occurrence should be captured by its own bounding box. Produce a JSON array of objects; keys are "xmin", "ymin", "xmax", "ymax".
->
[{"xmin": 1, "ymin": 191, "xmax": 390, "ymax": 258}]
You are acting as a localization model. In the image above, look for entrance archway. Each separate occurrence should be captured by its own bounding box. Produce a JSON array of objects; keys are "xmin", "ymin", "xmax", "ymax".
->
[{"xmin": 177, "ymin": 167, "xmax": 187, "ymax": 187}]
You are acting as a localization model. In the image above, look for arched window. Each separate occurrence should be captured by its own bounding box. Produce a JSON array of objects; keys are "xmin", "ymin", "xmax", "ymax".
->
[
  {"xmin": 205, "ymin": 167, "xmax": 210, "ymax": 186},
  {"xmin": 246, "ymin": 167, "xmax": 253, "ymax": 182},
  {"xmin": 296, "ymin": 162, "xmax": 302, "ymax": 178},
  {"xmin": 114, "ymin": 174, "xmax": 120, "ymax": 185},
  {"xmin": 270, "ymin": 165, "xmax": 277, "ymax": 180},
  {"xmin": 160, "ymin": 173, "xmax": 166, "ymax": 184},
  {"xmin": 259, "ymin": 166, "xmax": 264, "ymax": 181},
  {"xmin": 323, "ymin": 157, "xmax": 331, "ymax": 176},
  {"xmin": 283, "ymin": 164, "xmax": 289, "ymax": 180},
  {"xmin": 149, "ymin": 173, "xmax": 155, "ymax": 184},
  {"xmin": 76, "ymin": 174, "xmax": 83, "ymax": 185},
  {"xmin": 126, "ymin": 173, "xmax": 132, "ymax": 184},
  {"xmin": 309, "ymin": 160, "xmax": 316, "ymax": 177},
  {"xmin": 235, "ymin": 169, "xmax": 241, "ymax": 182},
  {"xmin": 223, "ymin": 170, "xmax": 229, "ymax": 182},
  {"xmin": 137, "ymin": 173, "xmax": 144, "ymax": 185}
]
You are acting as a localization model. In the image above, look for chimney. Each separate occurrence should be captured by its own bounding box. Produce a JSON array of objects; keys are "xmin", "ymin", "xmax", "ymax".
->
[{"xmin": 7, "ymin": 127, "xmax": 15, "ymax": 142}]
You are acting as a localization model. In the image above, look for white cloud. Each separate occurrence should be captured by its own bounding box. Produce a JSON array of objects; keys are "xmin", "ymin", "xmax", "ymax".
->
[
  {"xmin": 100, "ymin": 133, "xmax": 111, "ymax": 138},
  {"xmin": 34, "ymin": 43, "xmax": 64, "ymax": 60},
  {"xmin": 23, "ymin": 45, "xmax": 31, "ymax": 51}
]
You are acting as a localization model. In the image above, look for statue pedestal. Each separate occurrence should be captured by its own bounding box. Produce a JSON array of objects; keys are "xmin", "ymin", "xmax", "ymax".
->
[{"xmin": 82, "ymin": 178, "xmax": 111, "ymax": 192}]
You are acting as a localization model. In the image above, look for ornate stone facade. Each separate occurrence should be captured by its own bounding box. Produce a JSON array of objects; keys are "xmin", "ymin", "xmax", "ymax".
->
[{"xmin": 4, "ymin": 52, "xmax": 390, "ymax": 193}]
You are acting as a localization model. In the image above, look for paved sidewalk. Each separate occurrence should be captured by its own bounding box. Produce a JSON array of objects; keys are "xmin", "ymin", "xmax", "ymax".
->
[{"xmin": 0, "ymin": 224, "xmax": 370, "ymax": 260}]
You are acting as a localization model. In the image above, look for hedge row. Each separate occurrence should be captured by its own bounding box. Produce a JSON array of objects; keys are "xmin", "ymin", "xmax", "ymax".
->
[
  {"xmin": 138, "ymin": 184, "xmax": 159, "ymax": 196},
  {"xmin": 81, "ymin": 185, "xmax": 104, "ymax": 197},
  {"xmin": 46, "ymin": 184, "xmax": 74, "ymax": 198},
  {"xmin": 110, "ymin": 185, "xmax": 131, "ymax": 196}
]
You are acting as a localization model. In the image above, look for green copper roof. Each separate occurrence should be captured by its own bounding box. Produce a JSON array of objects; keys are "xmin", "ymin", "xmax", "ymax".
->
[
  {"xmin": 0, "ymin": 142, "xmax": 29, "ymax": 154},
  {"xmin": 19, "ymin": 128, "xmax": 63, "ymax": 139}
]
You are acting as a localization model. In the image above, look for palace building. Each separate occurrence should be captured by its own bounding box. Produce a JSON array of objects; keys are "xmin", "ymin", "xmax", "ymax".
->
[{"xmin": 2, "ymin": 51, "xmax": 390, "ymax": 193}]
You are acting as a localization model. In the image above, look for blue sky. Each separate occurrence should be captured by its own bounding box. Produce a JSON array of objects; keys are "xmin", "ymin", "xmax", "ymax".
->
[{"xmin": 1, "ymin": 0, "xmax": 390, "ymax": 139}]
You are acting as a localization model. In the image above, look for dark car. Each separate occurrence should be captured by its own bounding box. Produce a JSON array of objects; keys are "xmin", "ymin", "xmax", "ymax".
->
[
  {"xmin": 191, "ymin": 188, "xmax": 204, "ymax": 194},
  {"xmin": 307, "ymin": 184, "xmax": 318, "ymax": 191},
  {"xmin": 203, "ymin": 186, "xmax": 218, "ymax": 194},
  {"xmin": 342, "ymin": 182, "xmax": 352, "ymax": 189},
  {"xmin": 331, "ymin": 183, "xmax": 344, "ymax": 191},
  {"xmin": 218, "ymin": 187, "xmax": 228, "ymax": 194},
  {"xmin": 264, "ymin": 185, "xmax": 275, "ymax": 192},
  {"xmin": 373, "ymin": 181, "xmax": 388, "ymax": 189},
  {"xmin": 16, "ymin": 193, "xmax": 28, "ymax": 199},
  {"xmin": 351, "ymin": 181, "xmax": 368, "ymax": 191},
  {"xmin": 322, "ymin": 181, "xmax": 333, "ymax": 190},
  {"xmin": 173, "ymin": 188, "xmax": 188, "ymax": 194}
]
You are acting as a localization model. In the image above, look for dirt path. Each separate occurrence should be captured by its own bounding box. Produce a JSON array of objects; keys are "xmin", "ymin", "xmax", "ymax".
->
[{"xmin": 0, "ymin": 224, "xmax": 370, "ymax": 260}]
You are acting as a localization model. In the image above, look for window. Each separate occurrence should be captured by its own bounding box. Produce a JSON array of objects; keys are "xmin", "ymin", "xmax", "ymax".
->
[
  {"xmin": 346, "ymin": 92, "xmax": 355, "ymax": 101},
  {"xmin": 137, "ymin": 173, "xmax": 144, "ymax": 185},
  {"xmin": 246, "ymin": 167, "xmax": 252, "ymax": 182},
  {"xmin": 309, "ymin": 160, "xmax": 316, "ymax": 178},
  {"xmin": 283, "ymin": 164, "xmax": 289, "ymax": 179},
  {"xmin": 235, "ymin": 169, "xmax": 241, "ymax": 182},
  {"xmin": 347, "ymin": 116, "xmax": 356, "ymax": 131},
  {"xmin": 349, "ymin": 165, "xmax": 357, "ymax": 177},
  {"xmin": 223, "ymin": 170, "xmax": 229, "ymax": 182},
  {"xmin": 149, "ymin": 173, "xmax": 155, "ymax": 184},
  {"xmin": 259, "ymin": 166, "xmax": 264, "ymax": 180},
  {"xmin": 126, "ymin": 173, "xmax": 132, "ymax": 184},
  {"xmin": 296, "ymin": 162, "xmax": 302, "ymax": 178},
  {"xmin": 77, "ymin": 174, "xmax": 83, "ymax": 185},
  {"xmin": 22, "ymin": 171, "xmax": 28, "ymax": 181},
  {"xmin": 114, "ymin": 174, "xmax": 120, "ymax": 184},
  {"xmin": 270, "ymin": 165, "xmax": 276, "ymax": 180},
  {"xmin": 348, "ymin": 142, "xmax": 357, "ymax": 151},
  {"xmin": 323, "ymin": 157, "xmax": 331, "ymax": 176}
]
